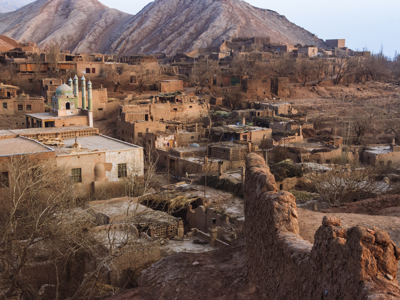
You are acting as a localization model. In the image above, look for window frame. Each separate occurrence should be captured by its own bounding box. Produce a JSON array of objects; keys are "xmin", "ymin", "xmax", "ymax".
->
[
  {"xmin": 71, "ymin": 168, "xmax": 82, "ymax": 183},
  {"xmin": 118, "ymin": 163, "xmax": 127, "ymax": 178},
  {"xmin": 0, "ymin": 172, "xmax": 9, "ymax": 187}
]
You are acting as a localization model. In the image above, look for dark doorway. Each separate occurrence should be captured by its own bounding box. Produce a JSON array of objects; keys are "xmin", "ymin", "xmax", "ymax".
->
[{"xmin": 66, "ymin": 102, "xmax": 71, "ymax": 110}]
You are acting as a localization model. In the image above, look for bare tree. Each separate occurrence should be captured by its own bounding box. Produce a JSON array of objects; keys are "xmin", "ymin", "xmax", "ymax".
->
[
  {"xmin": 315, "ymin": 58, "xmax": 330, "ymax": 84},
  {"xmin": 332, "ymin": 57, "xmax": 359, "ymax": 85},
  {"xmin": 191, "ymin": 57, "xmax": 220, "ymax": 92},
  {"xmin": 47, "ymin": 41, "xmax": 61, "ymax": 76},
  {"xmin": 296, "ymin": 58, "xmax": 316, "ymax": 86},
  {"xmin": 270, "ymin": 55, "xmax": 295, "ymax": 77},
  {"xmin": 0, "ymin": 155, "xmax": 75, "ymax": 299},
  {"xmin": 360, "ymin": 51, "xmax": 390, "ymax": 82},
  {"xmin": 0, "ymin": 154, "xmax": 159, "ymax": 299},
  {"xmin": 223, "ymin": 85, "xmax": 245, "ymax": 110}
]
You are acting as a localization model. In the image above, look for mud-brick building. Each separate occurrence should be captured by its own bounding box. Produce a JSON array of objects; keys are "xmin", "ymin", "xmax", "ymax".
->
[
  {"xmin": 242, "ymin": 78, "xmax": 271, "ymax": 99},
  {"xmin": 210, "ymin": 125, "xmax": 272, "ymax": 147},
  {"xmin": 160, "ymin": 80, "xmax": 184, "ymax": 93},
  {"xmin": 0, "ymin": 126, "xmax": 144, "ymax": 198},
  {"xmin": 0, "ymin": 84, "xmax": 45, "ymax": 117},
  {"xmin": 362, "ymin": 141, "xmax": 400, "ymax": 167}
]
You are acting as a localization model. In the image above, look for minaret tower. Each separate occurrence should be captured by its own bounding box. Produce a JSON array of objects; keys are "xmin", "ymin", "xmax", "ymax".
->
[
  {"xmin": 68, "ymin": 78, "xmax": 73, "ymax": 89},
  {"xmin": 87, "ymin": 80, "xmax": 93, "ymax": 127},
  {"xmin": 73, "ymin": 75, "xmax": 79, "ymax": 97},
  {"xmin": 87, "ymin": 80, "xmax": 93, "ymax": 111},
  {"xmin": 81, "ymin": 76, "xmax": 86, "ymax": 109}
]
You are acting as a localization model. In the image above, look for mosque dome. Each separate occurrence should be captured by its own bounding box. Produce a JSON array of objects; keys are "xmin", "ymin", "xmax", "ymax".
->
[{"xmin": 55, "ymin": 84, "xmax": 74, "ymax": 96}]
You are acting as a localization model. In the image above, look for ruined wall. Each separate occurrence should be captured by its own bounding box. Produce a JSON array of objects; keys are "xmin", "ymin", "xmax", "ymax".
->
[{"xmin": 244, "ymin": 153, "xmax": 400, "ymax": 300}]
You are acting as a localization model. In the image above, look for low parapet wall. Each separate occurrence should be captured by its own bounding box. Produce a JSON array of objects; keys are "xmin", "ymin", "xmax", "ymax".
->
[{"xmin": 244, "ymin": 153, "xmax": 400, "ymax": 299}]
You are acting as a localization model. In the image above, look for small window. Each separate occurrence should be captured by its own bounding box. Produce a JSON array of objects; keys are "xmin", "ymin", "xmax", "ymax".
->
[
  {"xmin": 18, "ymin": 104, "xmax": 23, "ymax": 111},
  {"xmin": 2, "ymin": 102, "xmax": 7, "ymax": 109},
  {"xmin": 92, "ymin": 68, "xmax": 96, "ymax": 74},
  {"xmin": 173, "ymin": 108, "xmax": 177, "ymax": 111},
  {"xmin": 191, "ymin": 136, "xmax": 194, "ymax": 139},
  {"xmin": 71, "ymin": 168, "xmax": 82, "ymax": 183},
  {"xmin": 118, "ymin": 163, "xmax": 127, "ymax": 178},
  {"xmin": 98, "ymin": 108, "xmax": 103, "ymax": 111},
  {"xmin": 50, "ymin": 81, "xmax": 53, "ymax": 85},
  {"xmin": 86, "ymin": 68, "xmax": 91, "ymax": 74},
  {"xmin": 0, "ymin": 172, "xmax": 9, "ymax": 187},
  {"xmin": 26, "ymin": 105, "xmax": 32, "ymax": 111},
  {"xmin": 138, "ymin": 132, "xmax": 143, "ymax": 138}
]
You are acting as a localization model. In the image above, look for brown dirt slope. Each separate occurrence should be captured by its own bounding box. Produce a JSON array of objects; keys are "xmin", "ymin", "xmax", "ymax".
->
[{"xmin": 136, "ymin": 239, "xmax": 257, "ymax": 300}]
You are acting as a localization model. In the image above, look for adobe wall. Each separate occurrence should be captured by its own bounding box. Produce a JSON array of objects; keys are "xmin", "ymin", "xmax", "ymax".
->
[
  {"xmin": 160, "ymin": 80, "xmax": 184, "ymax": 93},
  {"xmin": 244, "ymin": 153, "xmax": 400, "ymax": 299}
]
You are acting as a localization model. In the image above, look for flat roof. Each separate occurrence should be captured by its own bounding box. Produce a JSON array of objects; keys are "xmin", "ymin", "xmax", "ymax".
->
[
  {"xmin": 365, "ymin": 146, "xmax": 391, "ymax": 155},
  {"xmin": 55, "ymin": 135, "xmax": 141, "ymax": 155},
  {"xmin": 0, "ymin": 125, "xmax": 94, "ymax": 136},
  {"xmin": 26, "ymin": 113, "xmax": 87, "ymax": 121},
  {"xmin": 172, "ymin": 146, "xmax": 206, "ymax": 153},
  {"xmin": 0, "ymin": 137, "xmax": 53, "ymax": 156}
]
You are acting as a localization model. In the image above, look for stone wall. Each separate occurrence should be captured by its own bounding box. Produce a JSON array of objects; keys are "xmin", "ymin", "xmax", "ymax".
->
[{"xmin": 244, "ymin": 153, "xmax": 400, "ymax": 299}]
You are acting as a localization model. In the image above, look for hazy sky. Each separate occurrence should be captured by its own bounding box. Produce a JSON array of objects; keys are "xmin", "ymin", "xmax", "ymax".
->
[{"xmin": 99, "ymin": 0, "xmax": 399, "ymax": 58}]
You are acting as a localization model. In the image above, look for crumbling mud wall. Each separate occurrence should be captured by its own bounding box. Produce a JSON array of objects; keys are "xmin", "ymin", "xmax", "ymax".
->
[{"xmin": 244, "ymin": 153, "xmax": 400, "ymax": 300}]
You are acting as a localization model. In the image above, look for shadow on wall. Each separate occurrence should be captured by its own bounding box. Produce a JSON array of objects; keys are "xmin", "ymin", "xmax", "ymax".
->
[{"xmin": 244, "ymin": 153, "xmax": 400, "ymax": 300}]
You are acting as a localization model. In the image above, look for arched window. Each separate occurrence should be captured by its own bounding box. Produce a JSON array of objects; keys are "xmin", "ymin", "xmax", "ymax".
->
[{"xmin": 66, "ymin": 102, "xmax": 71, "ymax": 110}]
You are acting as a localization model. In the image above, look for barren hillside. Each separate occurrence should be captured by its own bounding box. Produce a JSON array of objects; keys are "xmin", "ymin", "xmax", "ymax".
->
[{"xmin": 0, "ymin": 0, "xmax": 325, "ymax": 56}]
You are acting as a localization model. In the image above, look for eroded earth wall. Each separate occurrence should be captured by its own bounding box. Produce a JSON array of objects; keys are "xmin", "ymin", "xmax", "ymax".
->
[{"xmin": 244, "ymin": 153, "xmax": 400, "ymax": 300}]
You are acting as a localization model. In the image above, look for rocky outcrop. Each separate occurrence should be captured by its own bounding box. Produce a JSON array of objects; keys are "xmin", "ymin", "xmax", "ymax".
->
[
  {"xmin": 0, "ymin": 0, "xmax": 325, "ymax": 55},
  {"xmin": 244, "ymin": 153, "xmax": 400, "ymax": 300}
]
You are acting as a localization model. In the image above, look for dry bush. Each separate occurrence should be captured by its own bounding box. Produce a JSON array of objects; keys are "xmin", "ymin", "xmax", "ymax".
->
[{"xmin": 304, "ymin": 167, "xmax": 385, "ymax": 206}]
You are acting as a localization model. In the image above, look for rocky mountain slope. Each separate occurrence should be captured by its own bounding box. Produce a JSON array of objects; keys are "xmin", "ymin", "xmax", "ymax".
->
[
  {"xmin": 0, "ymin": 0, "xmax": 34, "ymax": 13},
  {"xmin": 0, "ymin": 0, "xmax": 325, "ymax": 55},
  {"xmin": 0, "ymin": 0, "xmax": 131, "ymax": 53}
]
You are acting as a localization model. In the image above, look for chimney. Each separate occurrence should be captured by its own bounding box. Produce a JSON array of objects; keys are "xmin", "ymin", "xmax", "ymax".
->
[
  {"xmin": 242, "ymin": 117, "xmax": 246, "ymax": 125},
  {"xmin": 241, "ymin": 166, "xmax": 245, "ymax": 186},
  {"xmin": 264, "ymin": 150, "xmax": 268, "ymax": 165},
  {"xmin": 218, "ymin": 161, "xmax": 223, "ymax": 179},
  {"xmin": 195, "ymin": 123, "xmax": 198, "ymax": 133},
  {"xmin": 299, "ymin": 125, "xmax": 303, "ymax": 137},
  {"xmin": 248, "ymin": 142, "xmax": 252, "ymax": 153},
  {"xmin": 210, "ymin": 218, "xmax": 217, "ymax": 247}
]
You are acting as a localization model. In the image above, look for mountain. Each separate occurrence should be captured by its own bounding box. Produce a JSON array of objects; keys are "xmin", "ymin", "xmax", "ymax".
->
[
  {"xmin": 0, "ymin": 0, "xmax": 131, "ymax": 53},
  {"xmin": 0, "ymin": 0, "xmax": 325, "ymax": 56},
  {"xmin": 0, "ymin": 0, "xmax": 34, "ymax": 13}
]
